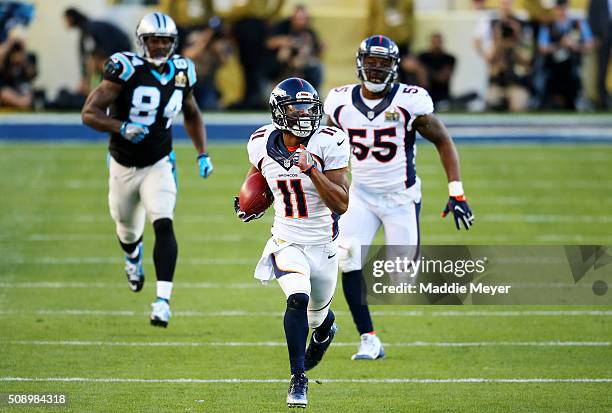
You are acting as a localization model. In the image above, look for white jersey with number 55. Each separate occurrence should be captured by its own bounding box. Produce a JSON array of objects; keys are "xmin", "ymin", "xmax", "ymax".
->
[
  {"xmin": 247, "ymin": 124, "xmax": 350, "ymax": 245},
  {"xmin": 324, "ymin": 83, "xmax": 433, "ymax": 195}
]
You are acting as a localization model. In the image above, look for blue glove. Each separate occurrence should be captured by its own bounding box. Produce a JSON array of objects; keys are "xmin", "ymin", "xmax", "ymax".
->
[
  {"xmin": 119, "ymin": 122, "xmax": 149, "ymax": 144},
  {"xmin": 442, "ymin": 196, "xmax": 474, "ymax": 230},
  {"xmin": 197, "ymin": 153, "xmax": 214, "ymax": 178}
]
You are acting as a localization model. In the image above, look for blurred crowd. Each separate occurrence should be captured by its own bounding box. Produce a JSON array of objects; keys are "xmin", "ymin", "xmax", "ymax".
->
[{"xmin": 0, "ymin": 0, "xmax": 610, "ymax": 112}]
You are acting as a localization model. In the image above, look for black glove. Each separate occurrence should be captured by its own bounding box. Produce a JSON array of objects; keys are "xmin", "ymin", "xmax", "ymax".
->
[{"xmin": 442, "ymin": 196, "xmax": 474, "ymax": 230}]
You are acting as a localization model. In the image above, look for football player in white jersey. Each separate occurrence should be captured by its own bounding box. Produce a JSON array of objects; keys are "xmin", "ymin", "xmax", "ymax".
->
[
  {"xmin": 324, "ymin": 35, "xmax": 474, "ymax": 360},
  {"xmin": 235, "ymin": 77, "xmax": 350, "ymax": 408}
]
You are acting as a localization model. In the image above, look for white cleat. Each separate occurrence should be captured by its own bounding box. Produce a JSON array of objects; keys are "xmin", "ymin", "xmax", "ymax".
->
[
  {"xmin": 351, "ymin": 333, "xmax": 385, "ymax": 360},
  {"xmin": 150, "ymin": 298, "xmax": 171, "ymax": 328},
  {"xmin": 125, "ymin": 242, "xmax": 144, "ymax": 292}
]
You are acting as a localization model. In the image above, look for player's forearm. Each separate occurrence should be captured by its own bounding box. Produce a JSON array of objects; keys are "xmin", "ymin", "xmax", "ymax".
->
[
  {"xmin": 81, "ymin": 105, "xmax": 122, "ymax": 134},
  {"xmin": 184, "ymin": 115, "xmax": 207, "ymax": 154},
  {"xmin": 417, "ymin": 114, "xmax": 461, "ymax": 182},
  {"xmin": 436, "ymin": 139, "xmax": 461, "ymax": 183},
  {"xmin": 309, "ymin": 169, "xmax": 349, "ymax": 214}
]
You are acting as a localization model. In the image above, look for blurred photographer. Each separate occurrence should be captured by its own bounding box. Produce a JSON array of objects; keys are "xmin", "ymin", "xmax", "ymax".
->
[
  {"xmin": 0, "ymin": 34, "xmax": 37, "ymax": 109},
  {"xmin": 478, "ymin": 0, "xmax": 532, "ymax": 112},
  {"xmin": 267, "ymin": 5, "xmax": 323, "ymax": 89},
  {"xmin": 538, "ymin": 0, "xmax": 594, "ymax": 110}
]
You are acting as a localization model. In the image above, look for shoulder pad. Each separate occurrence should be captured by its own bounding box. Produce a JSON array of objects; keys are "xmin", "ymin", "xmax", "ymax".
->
[
  {"xmin": 317, "ymin": 126, "xmax": 342, "ymax": 137},
  {"xmin": 396, "ymin": 85, "xmax": 434, "ymax": 116},
  {"xmin": 247, "ymin": 125, "xmax": 274, "ymax": 168},
  {"xmin": 324, "ymin": 84, "xmax": 355, "ymax": 116},
  {"xmin": 171, "ymin": 55, "xmax": 197, "ymax": 87},
  {"xmin": 104, "ymin": 52, "xmax": 137, "ymax": 83}
]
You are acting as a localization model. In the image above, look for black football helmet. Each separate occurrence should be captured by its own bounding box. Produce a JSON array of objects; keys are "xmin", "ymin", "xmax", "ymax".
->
[
  {"xmin": 270, "ymin": 77, "xmax": 322, "ymax": 139},
  {"xmin": 356, "ymin": 35, "xmax": 400, "ymax": 93}
]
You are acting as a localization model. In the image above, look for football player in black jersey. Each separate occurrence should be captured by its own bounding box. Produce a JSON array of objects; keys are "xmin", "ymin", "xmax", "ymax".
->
[{"xmin": 82, "ymin": 12, "xmax": 213, "ymax": 328}]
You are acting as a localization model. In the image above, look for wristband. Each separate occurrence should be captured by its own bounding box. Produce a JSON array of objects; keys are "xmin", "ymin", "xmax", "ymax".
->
[
  {"xmin": 303, "ymin": 164, "xmax": 316, "ymax": 176},
  {"xmin": 448, "ymin": 181, "xmax": 464, "ymax": 197}
]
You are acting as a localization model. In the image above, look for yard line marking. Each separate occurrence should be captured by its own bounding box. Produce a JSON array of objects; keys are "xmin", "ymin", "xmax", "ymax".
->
[
  {"xmin": 10, "ymin": 234, "xmax": 612, "ymax": 244},
  {"xmin": 18, "ymin": 234, "xmax": 251, "ymax": 242},
  {"xmin": 0, "ymin": 282, "xmax": 261, "ymax": 289},
  {"xmin": 0, "ymin": 282, "xmax": 596, "ymax": 290},
  {"xmin": 4, "ymin": 257, "xmax": 255, "ymax": 265},
  {"xmin": 5, "ymin": 212, "xmax": 612, "ymax": 224},
  {"xmin": 1, "ymin": 377, "xmax": 610, "ymax": 384},
  {"xmin": 8, "ymin": 340, "xmax": 609, "ymax": 348},
  {"xmin": 0, "ymin": 309, "xmax": 611, "ymax": 317}
]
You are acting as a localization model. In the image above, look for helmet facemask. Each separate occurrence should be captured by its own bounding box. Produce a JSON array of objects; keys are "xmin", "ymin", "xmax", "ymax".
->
[
  {"xmin": 356, "ymin": 36, "xmax": 400, "ymax": 93},
  {"xmin": 138, "ymin": 35, "xmax": 177, "ymax": 66},
  {"xmin": 271, "ymin": 97, "xmax": 322, "ymax": 139},
  {"xmin": 357, "ymin": 53, "xmax": 398, "ymax": 93}
]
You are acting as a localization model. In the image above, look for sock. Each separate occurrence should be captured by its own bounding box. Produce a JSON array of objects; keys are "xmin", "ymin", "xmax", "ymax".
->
[
  {"xmin": 119, "ymin": 237, "xmax": 142, "ymax": 258},
  {"xmin": 284, "ymin": 293, "xmax": 309, "ymax": 375},
  {"xmin": 313, "ymin": 310, "xmax": 335, "ymax": 343},
  {"xmin": 153, "ymin": 218, "xmax": 177, "ymax": 283},
  {"xmin": 156, "ymin": 281, "xmax": 173, "ymax": 301},
  {"xmin": 342, "ymin": 270, "xmax": 374, "ymax": 335}
]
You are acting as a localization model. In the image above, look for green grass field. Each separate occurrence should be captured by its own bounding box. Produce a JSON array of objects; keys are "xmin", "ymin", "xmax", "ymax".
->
[{"xmin": 0, "ymin": 142, "xmax": 611, "ymax": 412}]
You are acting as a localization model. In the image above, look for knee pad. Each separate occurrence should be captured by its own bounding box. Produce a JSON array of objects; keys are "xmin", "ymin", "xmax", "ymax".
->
[
  {"xmin": 287, "ymin": 293, "xmax": 309, "ymax": 311},
  {"xmin": 338, "ymin": 237, "xmax": 362, "ymax": 273},
  {"xmin": 115, "ymin": 223, "xmax": 142, "ymax": 245},
  {"xmin": 308, "ymin": 307, "xmax": 329, "ymax": 329}
]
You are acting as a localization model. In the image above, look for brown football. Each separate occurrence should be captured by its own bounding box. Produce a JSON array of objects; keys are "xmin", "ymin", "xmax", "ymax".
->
[{"xmin": 239, "ymin": 171, "xmax": 273, "ymax": 215}]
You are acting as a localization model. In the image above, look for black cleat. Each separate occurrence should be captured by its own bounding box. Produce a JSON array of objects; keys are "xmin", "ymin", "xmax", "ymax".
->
[
  {"xmin": 304, "ymin": 323, "xmax": 337, "ymax": 371},
  {"xmin": 287, "ymin": 373, "xmax": 308, "ymax": 408}
]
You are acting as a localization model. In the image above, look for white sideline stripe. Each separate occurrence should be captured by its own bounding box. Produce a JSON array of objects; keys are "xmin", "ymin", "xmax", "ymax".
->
[
  {"xmin": 9, "ymin": 340, "xmax": 610, "ymax": 348},
  {"xmin": 1, "ymin": 309, "xmax": 611, "ymax": 317},
  {"xmin": 1, "ymin": 377, "xmax": 610, "ymax": 384}
]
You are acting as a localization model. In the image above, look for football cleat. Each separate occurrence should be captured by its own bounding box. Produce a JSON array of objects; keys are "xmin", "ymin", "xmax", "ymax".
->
[
  {"xmin": 286, "ymin": 373, "xmax": 308, "ymax": 408},
  {"xmin": 304, "ymin": 323, "xmax": 338, "ymax": 371},
  {"xmin": 125, "ymin": 242, "xmax": 144, "ymax": 292},
  {"xmin": 150, "ymin": 298, "xmax": 171, "ymax": 328},
  {"xmin": 352, "ymin": 333, "xmax": 385, "ymax": 360}
]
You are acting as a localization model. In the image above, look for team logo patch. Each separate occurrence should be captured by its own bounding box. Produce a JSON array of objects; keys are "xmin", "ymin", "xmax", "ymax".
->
[
  {"xmin": 385, "ymin": 109, "xmax": 400, "ymax": 122},
  {"xmin": 296, "ymin": 91, "xmax": 313, "ymax": 99},
  {"xmin": 174, "ymin": 72, "xmax": 187, "ymax": 87}
]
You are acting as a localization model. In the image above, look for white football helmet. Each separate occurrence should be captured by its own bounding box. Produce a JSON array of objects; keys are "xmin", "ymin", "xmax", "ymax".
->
[{"xmin": 135, "ymin": 12, "xmax": 178, "ymax": 66}]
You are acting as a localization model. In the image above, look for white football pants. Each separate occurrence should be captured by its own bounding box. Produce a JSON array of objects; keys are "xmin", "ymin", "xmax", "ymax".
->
[
  {"xmin": 338, "ymin": 185, "xmax": 421, "ymax": 273},
  {"xmin": 108, "ymin": 155, "xmax": 177, "ymax": 244}
]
